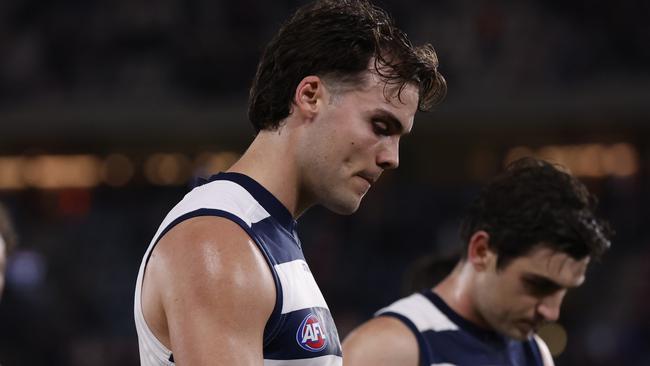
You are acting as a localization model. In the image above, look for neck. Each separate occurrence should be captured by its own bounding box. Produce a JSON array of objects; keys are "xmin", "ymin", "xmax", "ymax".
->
[
  {"xmin": 433, "ymin": 261, "xmax": 489, "ymax": 328},
  {"xmin": 227, "ymin": 128, "xmax": 306, "ymax": 218}
]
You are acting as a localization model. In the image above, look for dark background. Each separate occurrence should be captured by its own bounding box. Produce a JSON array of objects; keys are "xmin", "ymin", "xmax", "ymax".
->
[{"xmin": 0, "ymin": 0, "xmax": 649, "ymax": 364}]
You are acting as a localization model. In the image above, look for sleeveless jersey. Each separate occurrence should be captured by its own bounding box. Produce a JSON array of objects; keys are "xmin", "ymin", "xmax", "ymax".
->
[
  {"xmin": 134, "ymin": 172, "xmax": 342, "ymax": 366},
  {"xmin": 376, "ymin": 290, "xmax": 545, "ymax": 366}
]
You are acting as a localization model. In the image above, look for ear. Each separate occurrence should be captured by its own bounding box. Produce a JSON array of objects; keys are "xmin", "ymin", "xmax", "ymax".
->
[
  {"xmin": 293, "ymin": 75, "xmax": 325, "ymax": 119},
  {"xmin": 467, "ymin": 230, "xmax": 496, "ymax": 272}
]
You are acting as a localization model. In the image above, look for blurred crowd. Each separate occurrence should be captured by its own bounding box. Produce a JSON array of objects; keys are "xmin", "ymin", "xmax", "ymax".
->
[{"xmin": 0, "ymin": 0, "xmax": 647, "ymax": 102}]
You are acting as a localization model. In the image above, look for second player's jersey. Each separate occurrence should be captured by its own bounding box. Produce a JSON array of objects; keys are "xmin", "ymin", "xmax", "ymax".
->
[
  {"xmin": 376, "ymin": 290, "xmax": 544, "ymax": 366},
  {"xmin": 134, "ymin": 172, "xmax": 342, "ymax": 366}
]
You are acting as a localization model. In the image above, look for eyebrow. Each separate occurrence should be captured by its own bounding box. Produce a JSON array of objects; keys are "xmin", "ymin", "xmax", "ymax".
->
[
  {"xmin": 522, "ymin": 273, "xmax": 564, "ymax": 291},
  {"xmin": 369, "ymin": 109, "xmax": 410, "ymax": 136}
]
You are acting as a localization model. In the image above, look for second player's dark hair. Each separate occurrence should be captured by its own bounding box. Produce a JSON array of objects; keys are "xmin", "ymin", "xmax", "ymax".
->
[
  {"xmin": 459, "ymin": 157, "xmax": 612, "ymax": 269},
  {"xmin": 248, "ymin": 0, "xmax": 447, "ymax": 132}
]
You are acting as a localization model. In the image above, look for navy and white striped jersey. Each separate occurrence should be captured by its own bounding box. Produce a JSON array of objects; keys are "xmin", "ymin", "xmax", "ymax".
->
[
  {"xmin": 134, "ymin": 172, "xmax": 342, "ymax": 366},
  {"xmin": 376, "ymin": 290, "xmax": 545, "ymax": 366}
]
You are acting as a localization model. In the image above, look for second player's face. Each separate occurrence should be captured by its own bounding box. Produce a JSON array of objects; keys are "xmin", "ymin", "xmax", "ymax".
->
[
  {"xmin": 297, "ymin": 72, "xmax": 418, "ymax": 214},
  {"xmin": 474, "ymin": 246, "xmax": 590, "ymax": 340}
]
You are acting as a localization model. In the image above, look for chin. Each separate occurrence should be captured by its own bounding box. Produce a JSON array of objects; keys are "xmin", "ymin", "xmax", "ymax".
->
[{"xmin": 323, "ymin": 196, "xmax": 362, "ymax": 215}]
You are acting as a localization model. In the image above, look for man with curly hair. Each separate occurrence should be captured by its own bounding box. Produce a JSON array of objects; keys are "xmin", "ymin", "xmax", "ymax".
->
[
  {"xmin": 133, "ymin": 1, "xmax": 446, "ymax": 365},
  {"xmin": 344, "ymin": 158, "xmax": 612, "ymax": 366}
]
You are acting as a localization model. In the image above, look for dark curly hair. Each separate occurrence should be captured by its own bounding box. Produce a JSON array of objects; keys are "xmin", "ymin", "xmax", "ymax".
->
[
  {"xmin": 459, "ymin": 157, "xmax": 612, "ymax": 269},
  {"xmin": 248, "ymin": 0, "xmax": 447, "ymax": 132}
]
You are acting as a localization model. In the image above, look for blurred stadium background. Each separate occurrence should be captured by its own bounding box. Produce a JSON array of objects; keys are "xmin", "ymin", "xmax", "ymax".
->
[{"xmin": 0, "ymin": 0, "xmax": 648, "ymax": 364}]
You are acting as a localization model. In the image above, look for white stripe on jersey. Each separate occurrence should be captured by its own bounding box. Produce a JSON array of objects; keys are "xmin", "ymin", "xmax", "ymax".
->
[
  {"xmin": 376, "ymin": 293, "xmax": 458, "ymax": 332},
  {"xmin": 154, "ymin": 180, "xmax": 270, "ymax": 238},
  {"xmin": 275, "ymin": 259, "xmax": 329, "ymax": 314},
  {"xmin": 264, "ymin": 355, "xmax": 342, "ymax": 366}
]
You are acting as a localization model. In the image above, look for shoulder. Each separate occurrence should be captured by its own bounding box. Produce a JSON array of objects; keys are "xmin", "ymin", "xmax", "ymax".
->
[
  {"xmin": 149, "ymin": 215, "xmax": 275, "ymax": 301},
  {"xmin": 533, "ymin": 334, "xmax": 555, "ymax": 366},
  {"xmin": 343, "ymin": 315, "xmax": 420, "ymax": 366},
  {"xmin": 145, "ymin": 215, "xmax": 276, "ymax": 325},
  {"xmin": 142, "ymin": 215, "xmax": 277, "ymax": 362}
]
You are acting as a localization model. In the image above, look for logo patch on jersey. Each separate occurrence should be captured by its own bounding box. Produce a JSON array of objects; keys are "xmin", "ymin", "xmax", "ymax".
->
[{"xmin": 296, "ymin": 312, "xmax": 328, "ymax": 352}]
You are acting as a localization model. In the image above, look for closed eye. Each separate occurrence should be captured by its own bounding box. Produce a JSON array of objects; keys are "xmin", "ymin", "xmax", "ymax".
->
[
  {"xmin": 372, "ymin": 120, "xmax": 390, "ymax": 135},
  {"xmin": 366, "ymin": 109, "xmax": 407, "ymax": 137}
]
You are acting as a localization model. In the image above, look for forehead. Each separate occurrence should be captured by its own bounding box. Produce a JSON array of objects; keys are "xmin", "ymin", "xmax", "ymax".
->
[
  {"xmin": 361, "ymin": 71, "xmax": 418, "ymax": 103},
  {"xmin": 507, "ymin": 246, "xmax": 590, "ymax": 288},
  {"xmin": 342, "ymin": 72, "xmax": 419, "ymax": 129}
]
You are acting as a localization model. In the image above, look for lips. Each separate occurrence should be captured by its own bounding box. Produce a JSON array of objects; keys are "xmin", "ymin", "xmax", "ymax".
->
[
  {"xmin": 357, "ymin": 175, "xmax": 374, "ymax": 186},
  {"xmin": 357, "ymin": 172, "xmax": 380, "ymax": 186}
]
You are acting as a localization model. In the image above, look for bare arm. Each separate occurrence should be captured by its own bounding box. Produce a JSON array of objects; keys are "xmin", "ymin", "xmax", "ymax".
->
[
  {"xmin": 142, "ymin": 216, "xmax": 276, "ymax": 365},
  {"xmin": 343, "ymin": 316, "xmax": 420, "ymax": 366},
  {"xmin": 534, "ymin": 334, "xmax": 555, "ymax": 366}
]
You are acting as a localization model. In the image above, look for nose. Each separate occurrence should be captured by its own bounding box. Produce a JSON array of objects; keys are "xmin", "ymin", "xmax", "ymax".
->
[
  {"xmin": 377, "ymin": 137, "xmax": 399, "ymax": 170},
  {"xmin": 536, "ymin": 292, "xmax": 564, "ymax": 322}
]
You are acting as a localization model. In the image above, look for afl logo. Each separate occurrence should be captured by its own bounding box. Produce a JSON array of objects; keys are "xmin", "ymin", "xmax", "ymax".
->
[{"xmin": 296, "ymin": 312, "xmax": 328, "ymax": 352}]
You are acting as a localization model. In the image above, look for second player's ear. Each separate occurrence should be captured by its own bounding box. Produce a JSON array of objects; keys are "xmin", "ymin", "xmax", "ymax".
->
[
  {"xmin": 293, "ymin": 75, "xmax": 324, "ymax": 119},
  {"xmin": 467, "ymin": 230, "xmax": 494, "ymax": 271}
]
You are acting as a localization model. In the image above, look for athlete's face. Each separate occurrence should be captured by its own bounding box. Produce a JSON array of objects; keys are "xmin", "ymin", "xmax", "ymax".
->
[
  {"xmin": 474, "ymin": 246, "xmax": 590, "ymax": 340},
  {"xmin": 297, "ymin": 72, "xmax": 418, "ymax": 215}
]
